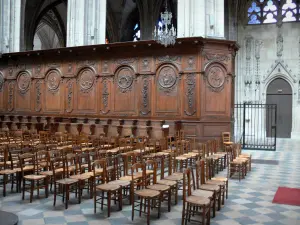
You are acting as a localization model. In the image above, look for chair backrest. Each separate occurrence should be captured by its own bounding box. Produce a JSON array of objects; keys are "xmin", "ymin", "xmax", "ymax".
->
[
  {"xmin": 19, "ymin": 152, "xmax": 36, "ymax": 175},
  {"xmin": 131, "ymin": 162, "xmax": 145, "ymax": 188},
  {"xmin": 93, "ymin": 159, "xmax": 107, "ymax": 183},
  {"xmin": 195, "ymin": 160, "xmax": 206, "ymax": 186},
  {"xmin": 0, "ymin": 146, "xmax": 8, "ymax": 168},
  {"xmin": 222, "ymin": 132, "xmax": 231, "ymax": 143},
  {"xmin": 145, "ymin": 159, "xmax": 157, "ymax": 185},
  {"xmin": 182, "ymin": 168, "xmax": 192, "ymax": 201},
  {"xmin": 36, "ymin": 150, "xmax": 50, "ymax": 171}
]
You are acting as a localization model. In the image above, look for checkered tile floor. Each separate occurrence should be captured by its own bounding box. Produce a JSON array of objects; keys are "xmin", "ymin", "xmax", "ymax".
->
[{"xmin": 1, "ymin": 138, "xmax": 300, "ymax": 225}]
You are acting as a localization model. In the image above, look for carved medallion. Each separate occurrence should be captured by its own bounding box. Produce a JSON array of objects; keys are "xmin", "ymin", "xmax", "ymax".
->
[
  {"xmin": 207, "ymin": 66, "xmax": 225, "ymax": 92},
  {"xmin": 0, "ymin": 73, "xmax": 4, "ymax": 92},
  {"xmin": 117, "ymin": 68, "xmax": 134, "ymax": 93},
  {"xmin": 17, "ymin": 72, "xmax": 31, "ymax": 94},
  {"xmin": 158, "ymin": 66, "xmax": 177, "ymax": 89},
  {"xmin": 79, "ymin": 69, "xmax": 95, "ymax": 92},
  {"xmin": 46, "ymin": 70, "xmax": 61, "ymax": 92}
]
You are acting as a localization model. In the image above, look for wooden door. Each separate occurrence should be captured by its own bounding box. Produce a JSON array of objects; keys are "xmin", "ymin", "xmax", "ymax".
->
[{"xmin": 266, "ymin": 78, "xmax": 292, "ymax": 138}]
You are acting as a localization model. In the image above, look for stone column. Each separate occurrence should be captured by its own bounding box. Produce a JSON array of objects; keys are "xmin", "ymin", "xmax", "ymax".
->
[
  {"xmin": 67, "ymin": 0, "xmax": 106, "ymax": 47},
  {"xmin": 177, "ymin": 0, "xmax": 224, "ymax": 38},
  {"xmin": 177, "ymin": 0, "xmax": 206, "ymax": 38},
  {"xmin": 0, "ymin": 0, "xmax": 22, "ymax": 53}
]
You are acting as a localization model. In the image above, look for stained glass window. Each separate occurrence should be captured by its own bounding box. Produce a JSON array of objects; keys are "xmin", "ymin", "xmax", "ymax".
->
[
  {"xmin": 282, "ymin": 0, "xmax": 297, "ymax": 22},
  {"xmin": 248, "ymin": 2, "xmax": 261, "ymax": 24},
  {"xmin": 247, "ymin": 0, "xmax": 300, "ymax": 25},
  {"xmin": 133, "ymin": 23, "xmax": 140, "ymax": 41},
  {"xmin": 263, "ymin": 0, "xmax": 277, "ymax": 23}
]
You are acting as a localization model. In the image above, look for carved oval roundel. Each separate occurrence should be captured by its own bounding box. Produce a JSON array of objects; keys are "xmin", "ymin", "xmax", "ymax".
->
[
  {"xmin": 207, "ymin": 66, "xmax": 225, "ymax": 88},
  {"xmin": 17, "ymin": 72, "xmax": 31, "ymax": 91},
  {"xmin": 158, "ymin": 66, "xmax": 176, "ymax": 88},
  {"xmin": 46, "ymin": 70, "xmax": 61, "ymax": 90},
  {"xmin": 79, "ymin": 69, "xmax": 95, "ymax": 90},
  {"xmin": 117, "ymin": 68, "xmax": 134, "ymax": 89}
]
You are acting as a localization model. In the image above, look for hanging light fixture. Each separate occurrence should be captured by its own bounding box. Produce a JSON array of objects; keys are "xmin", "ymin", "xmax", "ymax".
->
[{"xmin": 153, "ymin": 0, "xmax": 177, "ymax": 47}]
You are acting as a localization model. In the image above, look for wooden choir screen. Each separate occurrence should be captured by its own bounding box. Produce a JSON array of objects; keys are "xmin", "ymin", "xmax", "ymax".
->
[{"xmin": 0, "ymin": 37, "xmax": 239, "ymax": 140}]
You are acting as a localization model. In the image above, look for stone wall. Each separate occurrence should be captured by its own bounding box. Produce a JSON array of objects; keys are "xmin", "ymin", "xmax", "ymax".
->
[{"xmin": 236, "ymin": 22, "xmax": 300, "ymax": 138}]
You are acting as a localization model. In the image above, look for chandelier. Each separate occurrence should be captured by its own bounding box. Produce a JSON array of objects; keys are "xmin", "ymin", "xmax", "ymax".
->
[{"xmin": 153, "ymin": 1, "xmax": 177, "ymax": 47}]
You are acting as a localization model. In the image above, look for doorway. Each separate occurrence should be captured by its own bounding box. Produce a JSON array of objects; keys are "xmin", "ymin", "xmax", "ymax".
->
[{"xmin": 266, "ymin": 78, "xmax": 292, "ymax": 138}]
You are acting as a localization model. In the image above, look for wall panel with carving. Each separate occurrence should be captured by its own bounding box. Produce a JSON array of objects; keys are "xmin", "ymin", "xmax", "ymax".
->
[{"xmin": 0, "ymin": 38, "xmax": 238, "ymax": 140}]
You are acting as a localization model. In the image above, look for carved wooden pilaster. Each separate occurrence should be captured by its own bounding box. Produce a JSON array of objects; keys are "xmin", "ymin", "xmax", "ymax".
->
[
  {"xmin": 26, "ymin": 123, "xmax": 32, "ymax": 130},
  {"xmin": 117, "ymin": 125, "xmax": 123, "ymax": 137},
  {"xmin": 65, "ymin": 123, "xmax": 71, "ymax": 133},
  {"xmin": 16, "ymin": 123, "xmax": 22, "ymax": 130},
  {"xmin": 77, "ymin": 124, "xmax": 83, "ymax": 134},
  {"xmin": 131, "ymin": 126, "xmax": 137, "ymax": 137},
  {"xmin": 6, "ymin": 122, "xmax": 12, "ymax": 131},
  {"xmin": 90, "ymin": 124, "xmax": 96, "ymax": 135},
  {"xmin": 103, "ymin": 125, "xmax": 109, "ymax": 137},
  {"xmin": 146, "ymin": 126, "xmax": 152, "ymax": 138}
]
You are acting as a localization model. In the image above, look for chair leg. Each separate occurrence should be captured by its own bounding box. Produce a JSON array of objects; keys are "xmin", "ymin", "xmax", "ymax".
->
[
  {"xmin": 107, "ymin": 191, "xmax": 111, "ymax": 218},
  {"xmin": 53, "ymin": 184, "xmax": 57, "ymax": 206},
  {"xmin": 30, "ymin": 180, "xmax": 34, "ymax": 203},
  {"xmin": 3, "ymin": 174, "xmax": 6, "ymax": 197},
  {"xmin": 147, "ymin": 198, "xmax": 150, "ymax": 225},
  {"xmin": 131, "ymin": 195, "xmax": 134, "ymax": 221},
  {"xmin": 65, "ymin": 185, "xmax": 69, "ymax": 209},
  {"xmin": 22, "ymin": 179, "xmax": 25, "ymax": 200},
  {"xmin": 202, "ymin": 205, "xmax": 206, "ymax": 225}
]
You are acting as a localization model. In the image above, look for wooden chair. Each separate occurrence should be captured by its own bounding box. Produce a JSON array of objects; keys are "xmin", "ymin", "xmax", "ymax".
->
[
  {"xmin": 19, "ymin": 152, "xmax": 49, "ymax": 202},
  {"xmin": 196, "ymin": 160, "xmax": 222, "ymax": 213},
  {"xmin": 229, "ymin": 144, "xmax": 248, "ymax": 181},
  {"xmin": 0, "ymin": 146, "xmax": 17, "ymax": 196},
  {"xmin": 93, "ymin": 159, "xmax": 122, "ymax": 217},
  {"xmin": 131, "ymin": 162, "xmax": 161, "ymax": 225},
  {"xmin": 52, "ymin": 156, "xmax": 79, "ymax": 209},
  {"xmin": 145, "ymin": 160, "xmax": 172, "ymax": 212},
  {"xmin": 182, "ymin": 168, "xmax": 211, "ymax": 225}
]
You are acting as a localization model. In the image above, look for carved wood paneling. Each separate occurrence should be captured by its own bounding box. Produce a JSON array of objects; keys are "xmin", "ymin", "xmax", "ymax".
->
[
  {"xmin": 66, "ymin": 79, "xmax": 74, "ymax": 113},
  {"xmin": 114, "ymin": 67, "xmax": 136, "ymax": 115},
  {"xmin": 202, "ymin": 63, "xmax": 230, "ymax": 117},
  {"xmin": 184, "ymin": 74, "xmax": 196, "ymax": 116},
  {"xmin": 155, "ymin": 64, "xmax": 180, "ymax": 115},
  {"xmin": 0, "ymin": 38, "xmax": 238, "ymax": 139},
  {"xmin": 76, "ymin": 67, "xmax": 97, "ymax": 113}
]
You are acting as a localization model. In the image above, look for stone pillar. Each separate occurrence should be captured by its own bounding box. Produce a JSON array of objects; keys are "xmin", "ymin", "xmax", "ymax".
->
[
  {"xmin": 67, "ymin": 0, "xmax": 106, "ymax": 47},
  {"xmin": 177, "ymin": 0, "xmax": 224, "ymax": 38},
  {"xmin": 0, "ymin": 0, "xmax": 22, "ymax": 53},
  {"xmin": 177, "ymin": 0, "xmax": 206, "ymax": 38}
]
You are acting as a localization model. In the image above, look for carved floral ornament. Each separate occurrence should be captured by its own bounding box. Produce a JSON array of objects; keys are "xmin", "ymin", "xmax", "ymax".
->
[
  {"xmin": 17, "ymin": 71, "xmax": 31, "ymax": 95},
  {"xmin": 205, "ymin": 65, "xmax": 227, "ymax": 92},
  {"xmin": 117, "ymin": 67, "xmax": 134, "ymax": 93},
  {"xmin": 78, "ymin": 68, "xmax": 95, "ymax": 93},
  {"xmin": 46, "ymin": 70, "xmax": 61, "ymax": 93}
]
